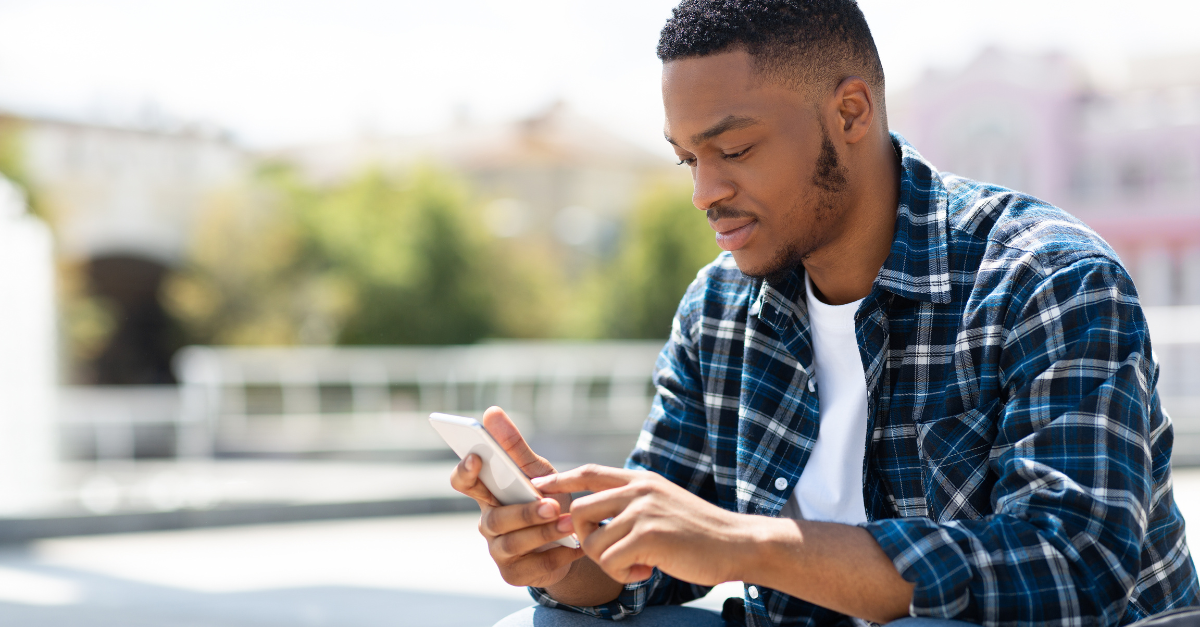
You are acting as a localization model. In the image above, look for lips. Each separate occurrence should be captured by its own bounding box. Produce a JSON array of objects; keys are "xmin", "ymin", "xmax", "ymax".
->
[{"xmin": 711, "ymin": 218, "xmax": 757, "ymax": 251}]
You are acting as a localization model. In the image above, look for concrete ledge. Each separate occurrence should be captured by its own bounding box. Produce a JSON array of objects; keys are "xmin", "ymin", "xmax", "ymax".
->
[
  {"xmin": 0, "ymin": 495, "xmax": 478, "ymax": 544},
  {"xmin": 1173, "ymin": 432, "xmax": 1200, "ymax": 467}
]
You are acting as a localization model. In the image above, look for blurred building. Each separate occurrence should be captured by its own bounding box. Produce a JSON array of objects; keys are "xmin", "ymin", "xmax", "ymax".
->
[
  {"xmin": 0, "ymin": 112, "xmax": 247, "ymax": 383},
  {"xmin": 277, "ymin": 102, "xmax": 678, "ymax": 259},
  {"xmin": 891, "ymin": 49, "xmax": 1200, "ymax": 306}
]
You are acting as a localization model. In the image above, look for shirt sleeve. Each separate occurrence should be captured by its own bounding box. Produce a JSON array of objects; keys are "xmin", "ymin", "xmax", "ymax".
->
[
  {"xmin": 527, "ymin": 567, "xmax": 712, "ymax": 621},
  {"xmin": 864, "ymin": 256, "xmax": 1163, "ymax": 625},
  {"xmin": 528, "ymin": 280, "xmax": 717, "ymax": 619}
]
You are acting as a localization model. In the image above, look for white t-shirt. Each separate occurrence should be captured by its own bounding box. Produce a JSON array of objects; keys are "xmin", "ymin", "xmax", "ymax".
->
[{"xmin": 778, "ymin": 273, "xmax": 869, "ymax": 525}]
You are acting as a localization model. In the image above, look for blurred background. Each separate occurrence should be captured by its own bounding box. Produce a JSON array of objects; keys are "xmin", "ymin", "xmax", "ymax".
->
[{"xmin": 1, "ymin": 1, "xmax": 1199, "ymax": 625}]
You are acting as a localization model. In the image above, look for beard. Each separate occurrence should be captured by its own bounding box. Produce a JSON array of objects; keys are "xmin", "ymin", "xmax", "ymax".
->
[{"xmin": 745, "ymin": 124, "xmax": 850, "ymax": 284}]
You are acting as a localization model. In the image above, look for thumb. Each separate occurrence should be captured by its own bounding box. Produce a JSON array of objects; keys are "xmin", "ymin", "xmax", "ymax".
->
[{"xmin": 481, "ymin": 406, "xmax": 555, "ymax": 478}]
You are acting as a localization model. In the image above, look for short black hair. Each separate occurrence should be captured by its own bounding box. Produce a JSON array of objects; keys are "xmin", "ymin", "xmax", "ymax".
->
[{"xmin": 657, "ymin": 0, "xmax": 885, "ymax": 102}]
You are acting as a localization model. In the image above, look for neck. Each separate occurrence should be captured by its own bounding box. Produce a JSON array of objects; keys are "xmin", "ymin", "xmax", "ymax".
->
[{"xmin": 804, "ymin": 132, "xmax": 900, "ymax": 306}]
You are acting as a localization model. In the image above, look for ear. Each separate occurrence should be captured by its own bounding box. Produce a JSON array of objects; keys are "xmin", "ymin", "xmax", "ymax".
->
[{"xmin": 832, "ymin": 76, "xmax": 874, "ymax": 145}]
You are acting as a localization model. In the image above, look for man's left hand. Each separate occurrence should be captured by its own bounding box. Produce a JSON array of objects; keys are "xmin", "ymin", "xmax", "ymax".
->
[{"xmin": 533, "ymin": 465, "xmax": 751, "ymax": 586}]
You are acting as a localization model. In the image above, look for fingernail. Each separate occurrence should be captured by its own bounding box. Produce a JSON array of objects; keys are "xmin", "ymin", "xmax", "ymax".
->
[
  {"xmin": 537, "ymin": 501, "xmax": 555, "ymax": 519},
  {"xmin": 465, "ymin": 455, "xmax": 477, "ymax": 470},
  {"xmin": 557, "ymin": 515, "xmax": 573, "ymax": 533}
]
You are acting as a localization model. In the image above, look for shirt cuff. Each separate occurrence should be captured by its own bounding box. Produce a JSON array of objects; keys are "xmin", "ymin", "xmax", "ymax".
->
[
  {"xmin": 528, "ymin": 568, "xmax": 665, "ymax": 621},
  {"xmin": 863, "ymin": 518, "xmax": 973, "ymax": 618}
]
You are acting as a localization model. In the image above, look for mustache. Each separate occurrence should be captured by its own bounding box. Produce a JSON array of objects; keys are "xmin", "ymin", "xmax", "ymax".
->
[{"xmin": 705, "ymin": 206, "xmax": 755, "ymax": 222}]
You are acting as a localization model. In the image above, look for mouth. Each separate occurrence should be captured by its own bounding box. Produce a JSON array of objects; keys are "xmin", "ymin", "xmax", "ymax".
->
[{"xmin": 711, "ymin": 218, "xmax": 757, "ymax": 252}]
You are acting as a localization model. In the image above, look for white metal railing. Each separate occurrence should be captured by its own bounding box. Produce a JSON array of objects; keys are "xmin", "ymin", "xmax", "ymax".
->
[
  {"xmin": 51, "ymin": 307, "xmax": 1200, "ymax": 464},
  {"xmin": 58, "ymin": 386, "xmax": 181, "ymax": 460},
  {"xmin": 171, "ymin": 341, "xmax": 664, "ymax": 458}
]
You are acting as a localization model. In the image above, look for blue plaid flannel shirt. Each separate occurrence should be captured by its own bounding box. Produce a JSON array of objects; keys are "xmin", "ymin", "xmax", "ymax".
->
[{"xmin": 530, "ymin": 134, "xmax": 1199, "ymax": 626}]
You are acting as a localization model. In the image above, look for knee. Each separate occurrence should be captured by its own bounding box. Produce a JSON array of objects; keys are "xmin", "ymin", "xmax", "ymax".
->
[{"xmin": 493, "ymin": 605, "xmax": 608, "ymax": 627}]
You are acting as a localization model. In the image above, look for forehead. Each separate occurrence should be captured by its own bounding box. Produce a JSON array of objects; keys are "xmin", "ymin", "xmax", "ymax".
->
[{"xmin": 662, "ymin": 50, "xmax": 810, "ymax": 146}]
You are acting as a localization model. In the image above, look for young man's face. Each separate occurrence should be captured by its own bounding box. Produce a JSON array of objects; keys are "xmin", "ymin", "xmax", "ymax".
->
[{"xmin": 663, "ymin": 49, "xmax": 850, "ymax": 279}]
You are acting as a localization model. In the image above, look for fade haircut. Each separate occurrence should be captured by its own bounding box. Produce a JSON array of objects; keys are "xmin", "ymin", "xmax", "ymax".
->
[{"xmin": 657, "ymin": 0, "xmax": 885, "ymax": 111}]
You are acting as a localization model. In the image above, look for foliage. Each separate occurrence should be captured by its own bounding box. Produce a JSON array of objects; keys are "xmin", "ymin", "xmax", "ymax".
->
[
  {"xmin": 164, "ymin": 163, "xmax": 495, "ymax": 346},
  {"xmin": 0, "ymin": 117, "xmax": 43, "ymax": 218},
  {"xmin": 166, "ymin": 160, "xmax": 718, "ymax": 346},
  {"xmin": 484, "ymin": 236, "xmax": 574, "ymax": 339},
  {"xmin": 4, "ymin": 116, "xmax": 717, "ymax": 359},
  {"xmin": 593, "ymin": 182, "xmax": 721, "ymax": 339},
  {"xmin": 306, "ymin": 166, "xmax": 493, "ymax": 345},
  {"xmin": 164, "ymin": 169, "xmax": 316, "ymax": 345}
]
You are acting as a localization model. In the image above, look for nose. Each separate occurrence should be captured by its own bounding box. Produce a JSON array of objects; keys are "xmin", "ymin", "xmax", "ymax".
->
[{"xmin": 691, "ymin": 161, "xmax": 735, "ymax": 211}]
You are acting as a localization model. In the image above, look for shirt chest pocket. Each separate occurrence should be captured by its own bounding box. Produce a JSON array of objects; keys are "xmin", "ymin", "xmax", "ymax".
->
[{"xmin": 914, "ymin": 399, "xmax": 1001, "ymax": 521}]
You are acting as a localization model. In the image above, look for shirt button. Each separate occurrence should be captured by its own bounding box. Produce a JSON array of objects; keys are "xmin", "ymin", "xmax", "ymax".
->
[
  {"xmin": 774, "ymin": 477, "xmax": 788, "ymax": 490},
  {"xmin": 748, "ymin": 585, "xmax": 759, "ymax": 599},
  {"xmin": 807, "ymin": 378, "xmax": 815, "ymax": 393}
]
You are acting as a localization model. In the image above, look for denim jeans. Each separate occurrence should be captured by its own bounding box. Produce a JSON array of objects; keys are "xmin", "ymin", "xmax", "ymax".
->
[{"xmin": 493, "ymin": 604, "xmax": 979, "ymax": 627}]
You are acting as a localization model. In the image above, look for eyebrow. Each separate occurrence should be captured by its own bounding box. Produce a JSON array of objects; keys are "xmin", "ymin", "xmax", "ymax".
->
[{"xmin": 665, "ymin": 115, "xmax": 762, "ymax": 147}]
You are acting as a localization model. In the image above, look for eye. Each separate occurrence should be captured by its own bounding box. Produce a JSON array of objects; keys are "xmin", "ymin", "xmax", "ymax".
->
[
  {"xmin": 675, "ymin": 156, "xmax": 696, "ymax": 166},
  {"xmin": 723, "ymin": 146, "xmax": 751, "ymax": 160}
]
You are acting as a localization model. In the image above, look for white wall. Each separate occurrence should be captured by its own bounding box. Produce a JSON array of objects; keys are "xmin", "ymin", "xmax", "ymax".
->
[{"xmin": 0, "ymin": 176, "xmax": 58, "ymax": 513}]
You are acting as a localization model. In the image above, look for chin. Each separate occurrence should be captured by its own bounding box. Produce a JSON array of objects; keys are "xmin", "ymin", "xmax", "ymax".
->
[
  {"xmin": 729, "ymin": 250, "xmax": 765, "ymax": 276},
  {"xmin": 732, "ymin": 246, "xmax": 803, "ymax": 283}
]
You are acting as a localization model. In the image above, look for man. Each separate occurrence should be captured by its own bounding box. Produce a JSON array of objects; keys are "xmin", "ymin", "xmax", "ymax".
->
[{"xmin": 451, "ymin": 1, "xmax": 1200, "ymax": 625}]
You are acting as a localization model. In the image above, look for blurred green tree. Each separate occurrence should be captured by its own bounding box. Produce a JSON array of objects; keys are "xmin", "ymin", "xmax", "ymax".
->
[
  {"xmin": 0, "ymin": 117, "xmax": 42, "ymax": 217},
  {"xmin": 481, "ymin": 235, "xmax": 572, "ymax": 340},
  {"xmin": 307, "ymin": 166, "xmax": 493, "ymax": 344},
  {"xmin": 166, "ymin": 160, "xmax": 719, "ymax": 346},
  {"xmin": 163, "ymin": 164, "xmax": 332, "ymax": 345},
  {"xmin": 165, "ymin": 163, "xmax": 496, "ymax": 346},
  {"xmin": 594, "ymin": 182, "xmax": 720, "ymax": 339}
]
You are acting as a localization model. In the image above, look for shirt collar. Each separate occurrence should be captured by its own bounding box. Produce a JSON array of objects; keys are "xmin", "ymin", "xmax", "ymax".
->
[
  {"xmin": 876, "ymin": 132, "xmax": 952, "ymax": 304},
  {"xmin": 754, "ymin": 132, "xmax": 951, "ymax": 324}
]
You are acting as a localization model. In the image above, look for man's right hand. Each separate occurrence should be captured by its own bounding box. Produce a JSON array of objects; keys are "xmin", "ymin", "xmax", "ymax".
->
[{"xmin": 449, "ymin": 406, "xmax": 585, "ymax": 589}]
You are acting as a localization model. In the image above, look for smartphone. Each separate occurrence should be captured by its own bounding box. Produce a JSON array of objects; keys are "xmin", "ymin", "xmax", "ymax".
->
[{"xmin": 429, "ymin": 413, "xmax": 580, "ymax": 549}]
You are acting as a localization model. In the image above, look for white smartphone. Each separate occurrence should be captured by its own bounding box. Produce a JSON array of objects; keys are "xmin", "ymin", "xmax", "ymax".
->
[{"xmin": 429, "ymin": 413, "xmax": 580, "ymax": 549}]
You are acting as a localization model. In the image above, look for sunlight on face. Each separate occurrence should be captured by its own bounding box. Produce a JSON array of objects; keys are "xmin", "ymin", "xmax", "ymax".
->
[{"xmin": 662, "ymin": 50, "xmax": 851, "ymax": 279}]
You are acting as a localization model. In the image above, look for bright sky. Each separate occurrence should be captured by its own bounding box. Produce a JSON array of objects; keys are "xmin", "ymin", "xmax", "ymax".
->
[{"xmin": 0, "ymin": 0, "xmax": 1197, "ymax": 155}]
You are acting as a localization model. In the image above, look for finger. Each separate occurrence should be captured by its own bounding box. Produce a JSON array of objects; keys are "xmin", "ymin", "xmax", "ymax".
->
[
  {"xmin": 533, "ymin": 464, "xmax": 635, "ymax": 496},
  {"xmin": 481, "ymin": 407, "xmax": 555, "ymax": 478},
  {"xmin": 450, "ymin": 454, "xmax": 501, "ymax": 507},
  {"xmin": 567, "ymin": 489, "xmax": 639, "ymax": 545},
  {"xmin": 500, "ymin": 546, "xmax": 585, "ymax": 587},
  {"xmin": 491, "ymin": 516, "xmax": 577, "ymax": 560},
  {"xmin": 480, "ymin": 498, "xmax": 561, "ymax": 537},
  {"xmin": 449, "ymin": 454, "xmax": 479, "ymax": 492},
  {"xmin": 576, "ymin": 505, "xmax": 634, "ymax": 560},
  {"xmin": 619, "ymin": 564, "xmax": 655, "ymax": 584},
  {"xmin": 596, "ymin": 530, "xmax": 657, "ymax": 584}
]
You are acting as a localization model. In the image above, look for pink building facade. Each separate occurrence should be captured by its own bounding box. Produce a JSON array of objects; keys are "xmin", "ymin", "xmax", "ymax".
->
[{"xmin": 892, "ymin": 49, "xmax": 1200, "ymax": 306}]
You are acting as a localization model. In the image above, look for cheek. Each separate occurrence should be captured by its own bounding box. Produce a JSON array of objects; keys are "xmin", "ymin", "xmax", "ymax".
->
[
  {"xmin": 748, "ymin": 175, "xmax": 808, "ymax": 226},
  {"xmin": 751, "ymin": 150, "xmax": 814, "ymax": 210}
]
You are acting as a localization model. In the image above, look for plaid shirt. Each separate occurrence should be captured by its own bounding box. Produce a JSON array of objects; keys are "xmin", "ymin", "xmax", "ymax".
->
[{"xmin": 531, "ymin": 134, "xmax": 1199, "ymax": 625}]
